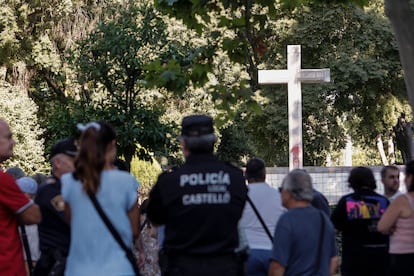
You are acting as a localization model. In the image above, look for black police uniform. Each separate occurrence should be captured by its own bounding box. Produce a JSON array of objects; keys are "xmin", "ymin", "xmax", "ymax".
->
[
  {"xmin": 147, "ymin": 153, "xmax": 248, "ymax": 276},
  {"xmin": 33, "ymin": 176, "xmax": 70, "ymax": 276}
]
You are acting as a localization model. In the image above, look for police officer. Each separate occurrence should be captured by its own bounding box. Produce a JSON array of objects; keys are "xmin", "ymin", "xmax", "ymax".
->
[
  {"xmin": 147, "ymin": 114, "xmax": 248, "ymax": 276},
  {"xmin": 33, "ymin": 138, "xmax": 77, "ymax": 276}
]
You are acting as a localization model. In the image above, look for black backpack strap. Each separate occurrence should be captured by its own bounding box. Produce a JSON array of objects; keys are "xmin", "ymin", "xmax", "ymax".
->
[
  {"xmin": 20, "ymin": 225, "xmax": 34, "ymax": 276},
  {"xmin": 314, "ymin": 210, "xmax": 326, "ymax": 275},
  {"xmin": 88, "ymin": 193, "xmax": 140, "ymax": 276},
  {"xmin": 140, "ymin": 218, "xmax": 148, "ymax": 233},
  {"xmin": 246, "ymin": 195, "xmax": 273, "ymax": 242}
]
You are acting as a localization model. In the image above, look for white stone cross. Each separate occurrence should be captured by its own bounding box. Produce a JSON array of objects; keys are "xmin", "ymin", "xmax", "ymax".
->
[{"xmin": 258, "ymin": 45, "xmax": 330, "ymax": 170}]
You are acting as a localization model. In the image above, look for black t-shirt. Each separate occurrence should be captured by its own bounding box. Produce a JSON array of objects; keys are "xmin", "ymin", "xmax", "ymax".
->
[
  {"xmin": 147, "ymin": 154, "xmax": 247, "ymax": 256},
  {"xmin": 35, "ymin": 176, "xmax": 70, "ymax": 254},
  {"xmin": 312, "ymin": 189, "xmax": 331, "ymax": 216},
  {"xmin": 331, "ymin": 189, "xmax": 389, "ymax": 272}
]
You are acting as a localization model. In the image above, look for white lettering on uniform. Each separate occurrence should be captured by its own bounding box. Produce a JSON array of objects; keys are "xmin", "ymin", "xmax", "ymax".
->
[
  {"xmin": 180, "ymin": 175, "xmax": 189, "ymax": 186},
  {"xmin": 182, "ymin": 192, "xmax": 231, "ymax": 205},
  {"xmin": 207, "ymin": 185, "xmax": 227, "ymax": 192},
  {"xmin": 179, "ymin": 171, "xmax": 231, "ymax": 187},
  {"xmin": 221, "ymin": 173, "xmax": 230, "ymax": 185},
  {"xmin": 210, "ymin": 173, "xmax": 218, "ymax": 184},
  {"xmin": 189, "ymin": 174, "xmax": 197, "ymax": 185}
]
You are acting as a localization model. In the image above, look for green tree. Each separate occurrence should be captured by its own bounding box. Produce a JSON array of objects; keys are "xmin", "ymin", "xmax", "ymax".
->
[
  {"xmin": 0, "ymin": 80, "xmax": 47, "ymax": 174},
  {"xmin": 245, "ymin": 2, "xmax": 408, "ymax": 166},
  {"xmin": 216, "ymin": 114, "xmax": 255, "ymax": 166},
  {"xmin": 71, "ymin": 1, "xmax": 216, "ymax": 164},
  {"xmin": 131, "ymin": 157, "xmax": 162, "ymax": 198},
  {"xmin": 385, "ymin": 0, "xmax": 414, "ymax": 122},
  {"xmin": 0, "ymin": 0, "xmax": 112, "ymax": 158}
]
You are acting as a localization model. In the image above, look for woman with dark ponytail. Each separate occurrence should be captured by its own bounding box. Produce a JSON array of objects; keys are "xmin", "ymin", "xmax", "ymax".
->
[
  {"xmin": 378, "ymin": 160, "xmax": 414, "ymax": 275},
  {"xmin": 61, "ymin": 121, "xmax": 140, "ymax": 275}
]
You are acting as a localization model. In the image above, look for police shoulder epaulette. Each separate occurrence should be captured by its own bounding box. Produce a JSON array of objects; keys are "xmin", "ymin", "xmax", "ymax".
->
[
  {"xmin": 224, "ymin": 161, "xmax": 242, "ymax": 171},
  {"xmin": 45, "ymin": 177, "xmax": 57, "ymax": 185},
  {"xmin": 158, "ymin": 171, "xmax": 169, "ymax": 177},
  {"xmin": 158, "ymin": 169, "xmax": 176, "ymax": 179}
]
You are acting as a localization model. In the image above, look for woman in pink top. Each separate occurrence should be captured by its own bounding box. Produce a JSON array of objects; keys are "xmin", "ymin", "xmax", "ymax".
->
[{"xmin": 378, "ymin": 160, "xmax": 414, "ymax": 275}]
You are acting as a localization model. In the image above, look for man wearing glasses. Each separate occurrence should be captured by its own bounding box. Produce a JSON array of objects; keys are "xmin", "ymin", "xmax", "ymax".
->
[{"xmin": 269, "ymin": 169, "xmax": 339, "ymax": 276}]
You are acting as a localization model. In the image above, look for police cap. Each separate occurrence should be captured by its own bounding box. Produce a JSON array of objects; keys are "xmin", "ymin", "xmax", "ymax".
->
[
  {"xmin": 50, "ymin": 137, "xmax": 78, "ymax": 160},
  {"xmin": 181, "ymin": 115, "xmax": 214, "ymax": 137}
]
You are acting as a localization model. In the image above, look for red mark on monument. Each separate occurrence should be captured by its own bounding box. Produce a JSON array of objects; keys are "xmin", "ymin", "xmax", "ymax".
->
[{"xmin": 290, "ymin": 144, "xmax": 301, "ymax": 168}]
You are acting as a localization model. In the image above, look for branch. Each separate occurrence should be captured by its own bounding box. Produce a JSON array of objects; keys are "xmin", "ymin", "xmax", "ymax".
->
[
  {"xmin": 384, "ymin": 0, "xmax": 414, "ymax": 111},
  {"xmin": 40, "ymin": 69, "xmax": 66, "ymax": 99},
  {"xmin": 243, "ymin": 0, "xmax": 259, "ymax": 91}
]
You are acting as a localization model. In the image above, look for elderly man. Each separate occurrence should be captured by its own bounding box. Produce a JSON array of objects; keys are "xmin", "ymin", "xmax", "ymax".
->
[
  {"xmin": 34, "ymin": 137, "xmax": 77, "ymax": 276},
  {"xmin": 147, "ymin": 114, "xmax": 247, "ymax": 276},
  {"xmin": 269, "ymin": 169, "xmax": 338, "ymax": 276},
  {"xmin": 0, "ymin": 119, "xmax": 41, "ymax": 276}
]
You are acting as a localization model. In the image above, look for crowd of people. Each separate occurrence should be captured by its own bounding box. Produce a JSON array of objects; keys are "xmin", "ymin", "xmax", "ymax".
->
[{"xmin": 1, "ymin": 115, "xmax": 414, "ymax": 276}]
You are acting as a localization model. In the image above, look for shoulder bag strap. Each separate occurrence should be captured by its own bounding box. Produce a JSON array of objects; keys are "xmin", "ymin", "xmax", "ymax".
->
[
  {"xmin": 140, "ymin": 218, "xmax": 148, "ymax": 233},
  {"xmin": 246, "ymin": 195, "xmax": 273, "ymax": 242},
  {"xmin": 20, "ymin": 225, "xmax": 34, "ymax": 276},
  {"xmin": 88, "ymin": 193, "xmax": 140, "ymax": 276},
  {"xmin": 314, "ymin": 211, "xmax": 326, "ymax": 275}
]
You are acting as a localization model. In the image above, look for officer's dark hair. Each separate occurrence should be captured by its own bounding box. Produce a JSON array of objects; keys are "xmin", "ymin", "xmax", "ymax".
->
[
  {"xmin": 245, "ymin": 158, "xmax": 266, "ymax": 183},
  {"xmin": 405, "ymin": 160, "xmax": 414, "ymax": 192},
  {"xmin": 180, "ymin": 114, "xmax": 216, "ymax": 154},
  {"xmin": 182, "ymin": 134, "xmax": 216, "ymax": 154},
  {"xmin": 348, "ymin": 166, "xmax": 376, "ymax": 190}
]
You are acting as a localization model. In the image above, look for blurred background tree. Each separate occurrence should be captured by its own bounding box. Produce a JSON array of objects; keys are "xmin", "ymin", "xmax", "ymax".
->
[
  {"xmin": 0, "ymin": 80, "xmax": 47, "ymax": 174},
  {"xmin": 0, "ymin": 0, "xmax": 412, "ymax": 196}
]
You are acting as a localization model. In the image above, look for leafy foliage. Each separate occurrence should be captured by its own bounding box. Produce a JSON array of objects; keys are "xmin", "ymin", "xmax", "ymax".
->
[
  {"xmin": 40, "ymin": 94, "xmax": 179, "ymax": 166},
  {"xmin": 69, "ymin": 2, "xmax": 206, "ymax": 164},
  {"xmin": 74, "ymin": 1, "xmax": 213, "ymax": 96},
  {"xmin": 244, "ymin": 1, "xmax": 408, "ymax": 166},
  {"xmin": 0, "ymin": 81, "xmax": 47, "ymax": 174},
  {"xmin": 216, "ymin": 115, "xmax": 255, "ymax": 166},
  {"xmin": 0, "ymin": 2, "xmax": 19, "ymax": 65},
  {"xmin": 131, "ymin": 157, "xmax": 162, "ymax": 198},
  {"xmin": 0, "ymin": 0, "xmax": 409, "ymax": 169}
]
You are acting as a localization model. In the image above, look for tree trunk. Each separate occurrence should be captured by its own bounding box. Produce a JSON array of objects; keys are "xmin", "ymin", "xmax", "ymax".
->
[
  {"xmin": 385, "ymin": 0, "xmax": 414, "ymax": 109},
  {"xmin": 385, "ymin": 0, "xmax": 414, "ymax": 162},
  {"xmin": 0, "ymin": 66, "xmax": 6, "ymax": 81},
  {"xmin": 12, "ymin": 62, "xmax": 33, "ymax": 92},
  {"xmin": 377, "ymin": 134, "xmax": 388, "ymax": 165},
  {"xmin": 388, "ymin": 134, "xmax": 396, "ymax": 164}
]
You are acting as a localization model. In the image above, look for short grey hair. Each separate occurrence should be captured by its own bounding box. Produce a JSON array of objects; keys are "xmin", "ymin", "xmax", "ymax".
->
[
  {"xmin": 282, "ymin": 169, "xmax": 314, "ymax": 202},
  {"xmin": 181, "ymin": 134, "xmax": 216, "ymax": 154},
  {"xmin": 6, "ymin": 167, "xmax": 25, "ymax": 180}
]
